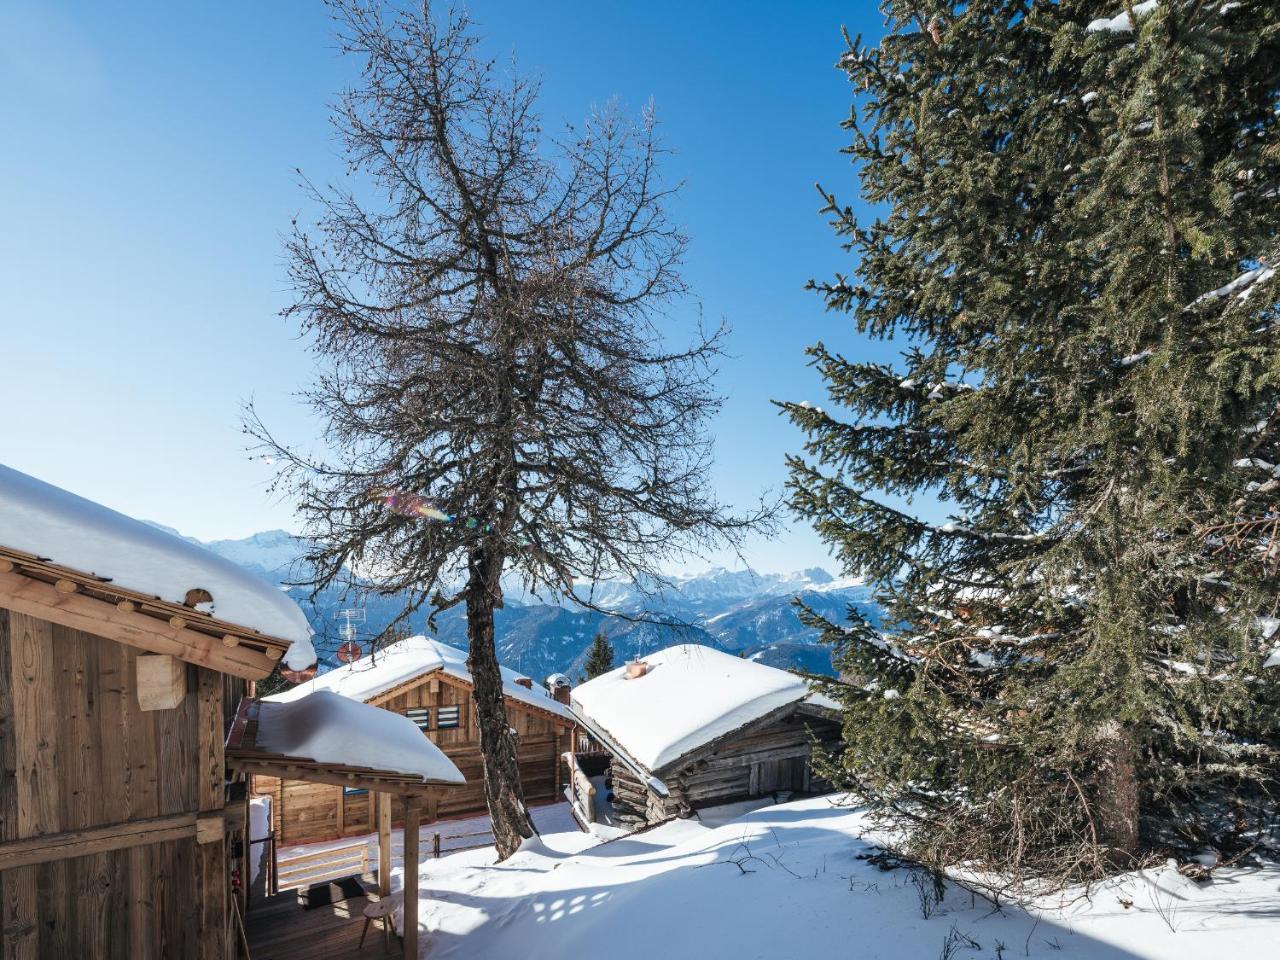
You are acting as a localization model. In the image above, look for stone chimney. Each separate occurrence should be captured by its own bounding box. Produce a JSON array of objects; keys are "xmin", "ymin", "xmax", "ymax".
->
[
  {"xmin": 624, "ymin": 659, "xmax": 649, "ymax": 680},
  {"xmin": 514, "ymin": 676, "xmax": 533, "ymax": 689}
]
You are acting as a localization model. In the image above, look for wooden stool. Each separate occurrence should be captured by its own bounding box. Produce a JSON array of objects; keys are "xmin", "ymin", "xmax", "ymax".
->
[{"xmin": 359, "ymin": 890, "xmax": 404, "ymax": 952}]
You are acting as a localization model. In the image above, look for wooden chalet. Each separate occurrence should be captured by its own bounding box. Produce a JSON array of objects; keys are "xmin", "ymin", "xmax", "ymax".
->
[
  {"xmin": 0, "ymin": 464, "xmax": 316, "ymax": 958},
  {"xmin": 565, "ymin": 644, "xmax": 842, "ymax": 830},
  {"xmin": 255, "ymin": 635, "xmax": 576, "ymax": 846}
]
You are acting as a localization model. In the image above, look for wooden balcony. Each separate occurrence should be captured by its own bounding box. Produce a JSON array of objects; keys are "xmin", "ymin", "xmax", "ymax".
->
[{"xmin": 245, "ymin": 880, "xmax": 403, "ymax": 960}]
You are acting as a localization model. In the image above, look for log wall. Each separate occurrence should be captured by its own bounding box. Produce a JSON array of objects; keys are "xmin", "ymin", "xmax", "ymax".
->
[
  {"xmin": 257, "ymin": 672, "xmax": 571, "ymax": 846},
  {"xmin": 674, "ymin": 712, "xmax": 841, "ymax": 808},
  {"xmin": 602, "ymin": 709, "xmax": 843, "ymax": 829},
  {"xmin": 0, "ymin": 607, "xmax": 242, "ymax": 960}
]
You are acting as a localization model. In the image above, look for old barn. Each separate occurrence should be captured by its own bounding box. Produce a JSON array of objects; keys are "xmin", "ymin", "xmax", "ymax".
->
[
  {"xmin": 256, "ymin": 635, "xmax": 576, "ymax": 845},
  {"xmin": 565, "ymin": 644, "xmax": 841, "ymax": 830},
  {"xmin": 0, "ymin": 464, "xmax": 317, "ymax": 958}
]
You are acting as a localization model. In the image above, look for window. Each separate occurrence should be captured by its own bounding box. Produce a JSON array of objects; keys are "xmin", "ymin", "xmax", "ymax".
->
[
  {"xmin": 406, "ymin": 707, "xmax": 431, "ymax": 731},
  {"xmin": 436, "ymin": 705, "xmax": 460, "ymax": 729},
  {"xmin": 343, "ymin": 786, "xmax": 368, "ymax": 797}
]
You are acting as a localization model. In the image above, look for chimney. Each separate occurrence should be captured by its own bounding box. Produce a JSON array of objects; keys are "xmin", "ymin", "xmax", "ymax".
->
[
  {"xmin": 624, "ymin": 659, "xmax": 649, "ymax": 680},
  {"xmin": 514, "ymin": 676, "xmax": 533, "ymax": 689},
  {"xmin": 545, "ymin": 673, "xmax": 572, "ymax": 704}
]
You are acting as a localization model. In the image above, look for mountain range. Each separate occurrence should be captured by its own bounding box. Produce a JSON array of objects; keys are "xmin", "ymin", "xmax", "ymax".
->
[{"xmin": 150, "ymin": 526, "xmax": 880, "ymax": 681}]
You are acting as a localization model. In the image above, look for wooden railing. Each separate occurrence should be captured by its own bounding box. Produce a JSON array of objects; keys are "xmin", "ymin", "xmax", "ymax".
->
[
  {"xmin": 431, "ymin": 829, "xmax": 493, "ymax": 858},
  {"xmin": 275, "ymin": 841, "xmax": 369, "ymax": 892}
]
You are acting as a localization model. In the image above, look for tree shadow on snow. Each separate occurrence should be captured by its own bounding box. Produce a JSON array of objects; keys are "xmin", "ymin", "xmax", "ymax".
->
[{"xmin": 414, "ymin": 816, "xmax": 1173, "ymax": 960}]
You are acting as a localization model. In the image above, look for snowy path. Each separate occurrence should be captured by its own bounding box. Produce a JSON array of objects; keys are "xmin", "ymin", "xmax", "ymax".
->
[{"xmin": 405, "ymin": 795, "xmax": 1280, "ymax": 960}]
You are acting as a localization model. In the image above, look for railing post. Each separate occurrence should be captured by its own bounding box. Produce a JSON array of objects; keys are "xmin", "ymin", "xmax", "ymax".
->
[{"xmin": 433, "ymin": 832, "xmax": 441, "ymax": 859}]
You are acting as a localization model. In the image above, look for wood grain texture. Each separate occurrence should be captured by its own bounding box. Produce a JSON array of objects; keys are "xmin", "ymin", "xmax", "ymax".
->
[
  {"xmin": 0, "ymin": 610, "xmax": 16, "ymax": 845},
  {"xmin": 10, "ymin": 613, "xmax": 58, "ymax": 839}
]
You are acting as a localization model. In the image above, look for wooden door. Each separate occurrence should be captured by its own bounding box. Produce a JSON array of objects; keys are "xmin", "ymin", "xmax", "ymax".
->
[{"xmin": 750, "ymin": 757, "xmax": 808, "ymax": 794}]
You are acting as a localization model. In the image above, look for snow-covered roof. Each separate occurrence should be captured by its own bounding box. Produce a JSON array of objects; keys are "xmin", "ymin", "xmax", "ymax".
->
[
  {"xmin": 255, "ymin": 691, "xmax": 465, "ymax": 783},
  {"xmin": 570, "ymin": 644, "xmax": 820, "ymax": 772},
  {"xmin": 0, "ymin": 463, "xmax": 315, "ymax": 669},
  {"xmin": 266, "ymin": 635, "xmax": 574, "ymax": 721}
]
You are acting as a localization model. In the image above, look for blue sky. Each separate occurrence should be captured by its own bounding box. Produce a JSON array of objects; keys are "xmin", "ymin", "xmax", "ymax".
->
[{"xmin": 0, "ymin": 1, "xmax": 905, "ymax": 575}]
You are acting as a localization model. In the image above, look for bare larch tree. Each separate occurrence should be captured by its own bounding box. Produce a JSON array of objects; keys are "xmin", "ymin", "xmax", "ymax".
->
[{"xmin": 248, "ymin": 0, "xmax": 769, "ymax": 859}]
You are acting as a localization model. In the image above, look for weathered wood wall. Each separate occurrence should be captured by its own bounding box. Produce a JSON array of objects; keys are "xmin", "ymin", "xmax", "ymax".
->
[
  {"xmin": 603, "ymin": 710, "xmax": 843, "ymax": 828},
  {"xmin": 0, "ymin": 607, "xmax": 240, "ymax": 959},
  {"xmin": 675, "ymin": 712, "xmax": 841, "ymax": 807},
  {"xmin": 256, "ymin": 672, "xmax": 569, "ymax": 846}
]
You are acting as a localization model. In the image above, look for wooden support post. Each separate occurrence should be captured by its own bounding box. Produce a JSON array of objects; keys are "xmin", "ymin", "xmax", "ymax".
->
[
  {"xmin": 432, "ymin": 832, "xmax": 441, "ymax": 859},
  {"xmin": 403, "ymin": 798, "xmax": 422, "ymax": 960},
  {"xmin": 377, "ymin": 791, "xmax": 392, "ymax": 897},
  {"xmin": 195, "ymin": 669, "xmax": 227, "ymax": 960}
]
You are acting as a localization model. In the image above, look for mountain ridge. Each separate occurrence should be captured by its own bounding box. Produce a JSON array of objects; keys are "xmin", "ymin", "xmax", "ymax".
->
[{"xmin": 148, "ymin": 524, "xmax": 878, "ymax": 679}]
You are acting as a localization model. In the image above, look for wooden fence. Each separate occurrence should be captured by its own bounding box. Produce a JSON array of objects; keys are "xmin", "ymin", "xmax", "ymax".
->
[{"xmin": 275, "ymin": 841, "xmax": 370, "ymax": 892}]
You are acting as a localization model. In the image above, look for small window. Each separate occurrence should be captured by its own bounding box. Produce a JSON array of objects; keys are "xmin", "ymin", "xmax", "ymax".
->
[
  {"xmin": 436, "ymin": 706, "xmax": 460, "ymax": 729},
  {"xmin": 406, "ymin": 707, "xmax": 431, "ymax": 731},
  {"xmin": 343, "ymin": 786, "xmax": 368, "ymax": 797}
]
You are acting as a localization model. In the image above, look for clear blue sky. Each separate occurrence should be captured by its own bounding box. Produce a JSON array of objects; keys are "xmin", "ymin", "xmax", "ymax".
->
[{"xmin": 0, "ymin": 0, "xmax": 907, "ymax": 575}]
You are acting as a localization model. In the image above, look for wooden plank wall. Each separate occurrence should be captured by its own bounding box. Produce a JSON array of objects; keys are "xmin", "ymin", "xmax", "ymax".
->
[
  {"xmin": 675, "ymin": 713, "xmax": 841, "ymax": 808},
  {"xmin": 0, "ymin": 608, "xmax": 236, "ymax": 959},
  {"xmin": 607, "ymin": 711, "xmax": 844, "ymax": 828},
  {"xmin": 257, "ymin": 673, "xmax": 570, "ymax": 846}
]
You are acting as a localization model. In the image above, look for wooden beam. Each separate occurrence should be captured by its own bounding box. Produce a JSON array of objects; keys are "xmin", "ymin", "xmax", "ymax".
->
[
  {"xmin": 377, "ymin": 791, "xmax": 392, "ymax": 896},
  {"xmin": 0, "ymin": 569, "xmax": 276, "ymax": 679},
  {"xmin": 135, "ymin": 654, "xmax": 187, "ymax": 711},
  {"xmin": 0, "ymin": 810, "xmax": 219, "ymax": 870},
  {"xmin": 195, "ymin": 812, "xmax": 224, "ymax": 845},
  {"xmin": 225, "ymin": 757, "xmax": 448, "ymax": 798},
  {"xmin": 403, "ymin": 798, "xmax": 422, "ymax": 960}
]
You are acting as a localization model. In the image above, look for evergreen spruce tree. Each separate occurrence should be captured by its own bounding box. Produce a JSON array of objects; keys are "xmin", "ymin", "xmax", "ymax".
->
[
  {"xmin": 582, "ymin": 631, "xmax": 616, "ymax": 682},
  {"xmin": 785, "ymin": 0, "xmax": 1280, "ymax": 885}
]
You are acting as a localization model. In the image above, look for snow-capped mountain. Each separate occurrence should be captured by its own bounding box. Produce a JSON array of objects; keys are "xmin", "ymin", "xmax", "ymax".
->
[{"xmin": 160, "ymin": 526, "xmax": 880, "ymax": 679}]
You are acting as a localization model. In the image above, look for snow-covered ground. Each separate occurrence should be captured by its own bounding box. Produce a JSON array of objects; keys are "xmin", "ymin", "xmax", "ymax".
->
[{"xmin": 402, "ymin": 795, "xmax": 1280, "ymax": 960}]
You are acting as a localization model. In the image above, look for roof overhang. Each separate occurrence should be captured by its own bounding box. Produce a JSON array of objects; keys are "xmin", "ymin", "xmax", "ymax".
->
[
  {"xmin": 0, "ymin": 547, "xmax": 288, "ymax": 679},
  {"xmin": 568, "ymin": 706, "xmax": 670, "ymax": 797},
  {"xmin": 225, "ymin": 698, "xmax": 460, "ymax": 797}
]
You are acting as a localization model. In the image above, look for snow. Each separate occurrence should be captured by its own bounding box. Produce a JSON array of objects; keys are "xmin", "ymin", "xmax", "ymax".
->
[
  {"xmin": 248, "ymin": 796, "xmax": 271, "ymax": 886},
  {"xmin": 1087, "ymin": 0, "xmax": 1158, "ymax": 33},
  {"xmin": 254, "ymin": 690, "xmax": 465, "ymax": 783},
  {"xmin": 1192, "ymin": 266, "xmax": 1276, "ymax": 307},
  {"xmin": 1120, "ymin": 349, "xmax": 1154, "ymax": 367},
  {"xmin": 0, "ymin": 463, "xmax": 316, "ymax": 669},
  {"xmin": 406, "ymin": 794, "xmax": 1280, "ymax": 960},
  {"xmin": 570, "ymin": 644, "xmax": 817, "ymax": 771},
  {"xmin": 265, "ymin": 635, "xmax": 572, "ymax": 720}
]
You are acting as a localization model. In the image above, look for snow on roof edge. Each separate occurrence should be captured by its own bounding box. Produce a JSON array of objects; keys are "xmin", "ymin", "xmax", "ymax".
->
[
  {"xmin": 266, "ymin": 635, "xmax": 573, "ymax": 720},
  {"xmin": 0, "ymin": 463, "xmax": 316, "ymax": 669},
  {"xmin": 256, "ymin": 690, "xmax": 465, "ymax": 783},
  {"xmin": 570, "ymin": 644, "xmax": 822, "ymax": 772}
]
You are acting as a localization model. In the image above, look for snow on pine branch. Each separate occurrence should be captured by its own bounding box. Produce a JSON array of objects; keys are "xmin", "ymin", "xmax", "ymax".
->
[
  {"xmin": 936, "ymin": 521, "xmax": 1043, "ymax": 543},
  {"xmin": 1191, "ymin": 266, "xmax": 1277, "ymax": 308},
  {"xmin": 1086, "ymin": 0, "xmax": 1158, "ymax": 34}
]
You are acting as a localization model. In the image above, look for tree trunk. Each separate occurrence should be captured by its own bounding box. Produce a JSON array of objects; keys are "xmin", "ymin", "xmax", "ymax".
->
[
  {"xmin": 1092, "ymin": 719, "xmax": 1139, "ymax": 867},
  {"xmin": 465, "ymin": 547, "xmax": 537, "ymax": 860}
]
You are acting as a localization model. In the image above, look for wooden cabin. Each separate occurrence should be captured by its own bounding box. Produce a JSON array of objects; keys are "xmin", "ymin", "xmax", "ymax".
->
[
  {"xmin": 565, "ymin": 644, "xmax": 842, "ymax": 830},
  {"xmin": 255, "ymin": 636, "xmax": 576, "ymax": 845},
  {"xmin": 0, "ymin": 464, "xmax": 317, "ymax": 959}
]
